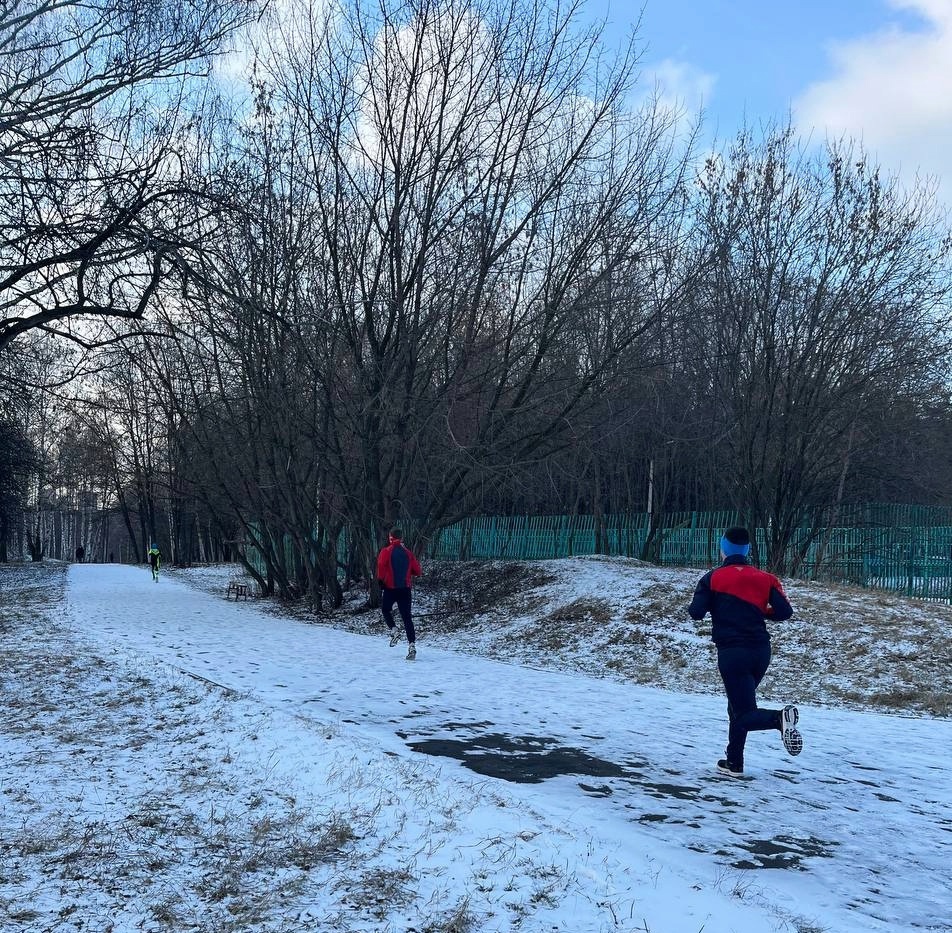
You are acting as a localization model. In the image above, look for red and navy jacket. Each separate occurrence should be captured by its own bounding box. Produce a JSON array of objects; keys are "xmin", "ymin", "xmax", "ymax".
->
[
  {"xmin": 376, "ymin": 541, "xmax": 422, "ymax": 589},
  {"xmin": 688, "ymin": 554, "xmax": 792, "ymax": 646}
]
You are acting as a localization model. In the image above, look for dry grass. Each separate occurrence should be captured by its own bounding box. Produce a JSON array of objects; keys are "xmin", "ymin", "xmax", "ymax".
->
[
  {"xmin": 339, "ymin": 865, "xmax": 416, "ymax": 917},
  {"xmin": 426, "ymin": 561, "xmax": 951, "ymax": 718},
  {"xmin": 778, "ymin": 578, "xmax": 952, "ymax": 716},
  {"xmin": 296, "ymin": 554, "xmax": 951, "ymax": 717},
  {"xmin": 421, "ymin": 560, "xmax": 556, "ymax": 617},
  {"xmin": 1, "ymin": 561, "xmax": 604, "ymax": 933},
  {"xmin": 511, "ymin": 597, "xmax": 614, "ymax": 651},
  {"xmin": 0, "ymin": 564, "xmax": 368, "ymax": 932},
  {"xmin": 544, "ymin": 596, "xmax": 614, "ymax": 625},
  {"xmin": 4, "ymin": 557, "xmax": 946, "ymax": 932},
  {"xmin": 421, "ymin": 897, "xmax": 476, "ymax": 933},
  {"xmin": 622, "ymin": 581, "xmax": 684, "ymax": 624}
]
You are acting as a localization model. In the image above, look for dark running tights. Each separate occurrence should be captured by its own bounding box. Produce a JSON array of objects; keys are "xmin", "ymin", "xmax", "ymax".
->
[
  {"xmin": 381, "ymin": 587, "xmax": 415, "ymax": 643},
  {"xmin": 717, "ymin": 642, "xmax": 780, "ymax": 765}
]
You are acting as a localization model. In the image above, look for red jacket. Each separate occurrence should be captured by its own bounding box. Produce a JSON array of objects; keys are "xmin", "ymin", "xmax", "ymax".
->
[
  {"xmin": 688, "ymin": 555, "xmax": 792, "ymax": 646},
  {"xmin": 376, "ymin": 541, "xmax": 422, "ymax": 589}
]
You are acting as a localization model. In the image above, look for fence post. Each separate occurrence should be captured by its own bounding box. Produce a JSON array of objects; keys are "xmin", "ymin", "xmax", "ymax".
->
[{"xmin": 906, "ymin": 527, "xmax": 915, "ymax": 597}]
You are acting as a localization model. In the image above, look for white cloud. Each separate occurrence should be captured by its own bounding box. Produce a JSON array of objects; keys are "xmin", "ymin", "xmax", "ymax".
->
[
  {"xmin": 214, "ymin": 0, "xmax": 329, "ymax": 85},
  {"xmin": 794, "ymin": 0, "xmax": 952, "ymax": 203},
  {"xmin": 649, "ymin": 58, "xmax": 716, "ymax": 118}
]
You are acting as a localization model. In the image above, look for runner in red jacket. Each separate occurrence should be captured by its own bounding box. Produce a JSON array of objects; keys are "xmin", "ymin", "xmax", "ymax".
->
[
  {"xmin": 689, "ymin": 526, "xmax": 802, "ymax": 776},
  {"xmin": 376, "ymin": 528, "xmax": 422, "ymax": 660}
]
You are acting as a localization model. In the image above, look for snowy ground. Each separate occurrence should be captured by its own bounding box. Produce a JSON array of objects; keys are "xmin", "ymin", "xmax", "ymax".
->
[{"xmin": 1, "ymin": 559, "xmax": 950, "ymax": 933}]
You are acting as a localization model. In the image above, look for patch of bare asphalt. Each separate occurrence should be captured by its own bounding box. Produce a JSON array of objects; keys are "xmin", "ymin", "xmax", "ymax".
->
[
  {"xmin": 402, "ymin": 719, "xmax": 843, "ymax": 871},
  {"xmin": 401, "ymin": 731, "xmax": 626, "ymax": 784}
]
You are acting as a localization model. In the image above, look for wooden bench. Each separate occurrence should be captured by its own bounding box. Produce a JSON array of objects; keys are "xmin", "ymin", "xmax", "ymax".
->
[{"xmin": 226, "ymin": 580, "xmax": 252, "ymax": 600}]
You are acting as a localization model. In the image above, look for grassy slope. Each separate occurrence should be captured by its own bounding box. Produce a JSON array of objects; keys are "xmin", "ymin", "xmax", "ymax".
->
[{"xmin": 291, "ymin": 556, "xmax": 952, "ymax": 719}]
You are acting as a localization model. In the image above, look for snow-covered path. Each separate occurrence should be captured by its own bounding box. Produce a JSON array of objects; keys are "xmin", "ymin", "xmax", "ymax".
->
[{"xmin": 66, "ymin": 565, "xmax": 952, "ymax": 933}]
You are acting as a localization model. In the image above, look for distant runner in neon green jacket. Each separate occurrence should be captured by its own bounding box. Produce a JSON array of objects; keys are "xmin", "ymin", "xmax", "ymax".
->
[{"xmin": 148, "ymin": 544, "xmax": 161, "ymax": 581}]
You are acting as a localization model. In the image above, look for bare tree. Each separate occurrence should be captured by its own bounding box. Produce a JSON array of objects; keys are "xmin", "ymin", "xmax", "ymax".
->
[
  {"xmin": 0, "ymin": 416, "xmax": 34, "ymax": 561},
  {"xmin": 0, "ymin": 0, "xmax": 255, "ymax": 353},
  {"xmin": 165, "ymin": 0, "xmax": 693, "ymax": 599},
  {"xmin": 687, "ymin": 125, "xmax": 952, "ymax": 570}
]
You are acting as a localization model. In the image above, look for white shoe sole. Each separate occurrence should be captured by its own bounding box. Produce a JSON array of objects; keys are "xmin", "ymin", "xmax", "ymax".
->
[{"xmin": 781, "ymin": 705, "xmax": 803, "ymax": 755}]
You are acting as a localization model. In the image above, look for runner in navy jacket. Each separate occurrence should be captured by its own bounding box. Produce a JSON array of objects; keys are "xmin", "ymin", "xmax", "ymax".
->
[
  {"xmin": 376, "ymin": 528, "xmax": 422, "ymax": 659},
  {"xmin": 688, "ymin": 527, "xmax": 803, "ymax": 776}
]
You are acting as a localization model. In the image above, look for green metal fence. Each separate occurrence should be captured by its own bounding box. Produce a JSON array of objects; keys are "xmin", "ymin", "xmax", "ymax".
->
[
  {"xmin": 427, "ymin": 509, "xmax": 952, "ymax": 602},
  {"xmin": 244, "ymin": 505, "xmax": 952, "ymax": 603},
  {"xmin": 427, "ymin": 511, "xmax": 739, "ymax": 563}
]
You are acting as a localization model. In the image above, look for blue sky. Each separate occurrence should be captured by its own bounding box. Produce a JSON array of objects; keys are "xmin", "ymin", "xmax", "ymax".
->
[{"xmin": 590, "ymin": 0, "xmax": 952, "ymax": 204}]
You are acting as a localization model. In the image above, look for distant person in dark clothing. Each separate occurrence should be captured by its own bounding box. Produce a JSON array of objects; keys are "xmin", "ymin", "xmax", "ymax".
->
[
  {"xmin": 376, "ymin": 528, "xmax": 422, "ymax": 660},
  {"xmin": 75, "ymin": 545, "xmax": 85, "ymax": 562},
  {"xmin": 688, "ymin": 527, "xmax": 802, "ymax": 777}
]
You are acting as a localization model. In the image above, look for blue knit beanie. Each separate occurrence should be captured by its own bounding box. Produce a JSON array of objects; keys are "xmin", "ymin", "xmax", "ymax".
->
[{"xmin": 720, "ymin": 527, "xmax": 751, "ymax": 557}]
